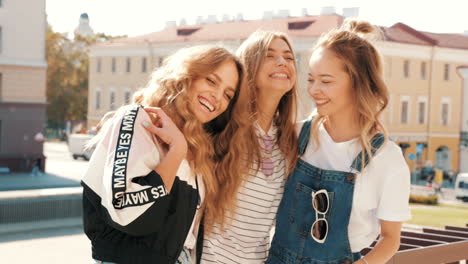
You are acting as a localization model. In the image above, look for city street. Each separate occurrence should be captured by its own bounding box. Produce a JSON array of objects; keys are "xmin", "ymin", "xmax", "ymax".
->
[
  {"xmin": 0, "ymin": 141, "xmax": 90, "ymax": 263},
  {"xmin": 0, "ymin": 141, "xmax": 467, "ymax": 263},
  {"xmin": 44, "ymin": 141, "xmax": 89, "ymax": 182}
]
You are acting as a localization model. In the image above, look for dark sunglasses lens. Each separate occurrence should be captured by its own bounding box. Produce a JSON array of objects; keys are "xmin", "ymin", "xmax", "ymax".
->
[
  {"xmin": 313, "ymin": 192, "xmax": 328, "ymax": 213},
  {"xmin": 312, "ymin": 219, "xmax": 328, "ymax": 240}
]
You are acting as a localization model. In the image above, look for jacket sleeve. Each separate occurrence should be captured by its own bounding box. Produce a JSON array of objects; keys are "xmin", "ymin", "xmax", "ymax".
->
[{"xmin": 82, "ymin": 105, "xmax": 176, "ymax": 236}]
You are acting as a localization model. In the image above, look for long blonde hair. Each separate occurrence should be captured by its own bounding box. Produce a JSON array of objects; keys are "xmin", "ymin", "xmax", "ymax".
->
[
  {"xmin": 132, "ymin": 45, "xmax": 243, "ymax": 231},
  {"xmin": 212, "ymin": 31, "xmax": 299, "ymax": 230},
  {"xmin": 311, "ymin": 19, "xmax": 389, "ymax": 169}
]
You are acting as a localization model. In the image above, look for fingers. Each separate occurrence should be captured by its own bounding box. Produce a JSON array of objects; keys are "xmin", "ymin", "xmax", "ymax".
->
[
  {"xmin": 144, "ymin": 107, "xmax": 170, "ymax": 121},
  {"xmin": 142, "ymin": 121, "xmax": 172, "ymax": 145}
]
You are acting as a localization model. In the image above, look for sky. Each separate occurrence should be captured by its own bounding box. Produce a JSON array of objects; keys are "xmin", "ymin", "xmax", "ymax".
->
[{"xmin": 46, "ymin": 0, "xmax": 468, "ymax": 38}]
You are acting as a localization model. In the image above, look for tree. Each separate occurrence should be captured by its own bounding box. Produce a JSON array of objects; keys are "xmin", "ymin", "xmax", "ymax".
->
[{"xmin": 46, "ymin": 25, "xmax": 125, "ymax": 131}]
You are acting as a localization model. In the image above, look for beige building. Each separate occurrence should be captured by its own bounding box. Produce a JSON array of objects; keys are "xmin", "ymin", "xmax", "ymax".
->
[
  {"xmin": 88, "ymin": 15, "xmax": 468, "ymax": 173},
  {"xmin": 0, "ymin": 0, "xmax": 48, "ymax": 172}
]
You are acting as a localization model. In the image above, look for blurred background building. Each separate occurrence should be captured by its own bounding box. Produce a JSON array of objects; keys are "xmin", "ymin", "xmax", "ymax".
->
[
  {"xmin": 0, "ymin": 0, "xmax": 47, "ymax": 172},
  {"xmin": 87, "ymin": 8, "xmax": 468, "ymax": 177}
]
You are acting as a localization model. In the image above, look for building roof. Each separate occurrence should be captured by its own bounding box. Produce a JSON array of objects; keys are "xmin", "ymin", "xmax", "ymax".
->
[
  {"xmin": 95, "ymin": 15, "xmax": 468, "ymax": 50},
  {"xmin": 96, "ymin": 15, "xmax": 343, "ymax": 47}
]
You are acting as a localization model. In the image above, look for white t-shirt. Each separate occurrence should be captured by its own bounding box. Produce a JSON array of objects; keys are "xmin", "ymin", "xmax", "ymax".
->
[{"xmin": 297, "ymin": 120, "xmax": 411, "ymax": 252}]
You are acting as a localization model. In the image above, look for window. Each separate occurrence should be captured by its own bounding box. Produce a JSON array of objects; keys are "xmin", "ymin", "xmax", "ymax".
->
[
  {"xmin": 95, "ymin": 90, "xmax": 101, "ymax": 110},
  {"xmin": 97, "ymin": 58, "xmax": 101, "ymax": 73},
  {"xmin": 111, "ymin": 57, "xmax": 116, "ymax": 73},
  {"xmin": 444, "ymin": 64, "xmax": 450, "ymax": 81},
  {"xmin": 420, "ymin": 62, "xmax": 427, "ymax": 80},
  {"xmin": 142, "ymin": 57, "xmax": 147, "ymax": 73},
  {"xmin": 403, "ymin": 60, "xmax": 409, "ymax": 78},
  {"xmin": 400, "ymin": 96, "xmax": 410, "ymax": 124},
  {"xmin": 441, "ymin": 97, "xmax": 451, "ymax": 126},
  {"xmin": 124, "ymin": 89, "xmax": 131, "ymax": 105},
  {"xmin": 418, "ymin": 102, "xmax": 425, "ymax": 124},
  {"xmin": 126, "ymin": 57, "xmax": 131, "ymax": 73},
  {"xmin": 385, "ymin": 57, "xmax": 392, "ymax": 78},
  {"xmin": 417, "ymin": 96, "xmax": 428, "ymax": 125},
  {"xmin": 110, "ymin": 89, "xmax": 116, "ymax": 110},
  {"xmin": 441, "ymin": 103, "xmax": 449, "ymax": 126}
]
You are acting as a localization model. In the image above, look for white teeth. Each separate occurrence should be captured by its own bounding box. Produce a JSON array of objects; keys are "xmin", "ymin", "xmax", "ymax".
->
[
  {"xmin": 199, "ymin": 97, "xmax": 215, "ymax": 112},
  {"xmin": 271, "ymin": 73, "xmax": 288, "ymax": 78},
  {"xmin": 315, "ymin": 99, "xmax": 329, "ymax": 105}
]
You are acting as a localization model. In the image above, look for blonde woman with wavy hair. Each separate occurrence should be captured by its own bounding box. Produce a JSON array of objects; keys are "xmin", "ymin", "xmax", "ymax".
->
[
  {"xmin": 81, "ymin": 45, "xmax": 243, "ymax": 264},
  {"xmin": 267, "ymin": 19, "xmax": 411, "ymax": 264},
  {"xmin": 202, "ymin": 31, "xmax": 299, "ymax": 263}
]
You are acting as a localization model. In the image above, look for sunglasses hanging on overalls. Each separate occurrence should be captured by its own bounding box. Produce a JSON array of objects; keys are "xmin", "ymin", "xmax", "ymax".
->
[{"xmin": 310, "ymin": 189, "xmax": 329, "ymax": 243}]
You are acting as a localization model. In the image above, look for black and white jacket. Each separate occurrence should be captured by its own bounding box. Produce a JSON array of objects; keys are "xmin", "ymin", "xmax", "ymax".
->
[{"xmin": 81, "ymin": 104, "xmax": 204, "ymax": 264}]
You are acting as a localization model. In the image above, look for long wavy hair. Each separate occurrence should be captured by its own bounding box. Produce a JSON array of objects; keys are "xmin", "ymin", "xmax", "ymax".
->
[
  {"xmin": 310, "ymin": 19, "xmax": 389, "ymax": 169},
  {"xmin": 212, "ymin": 31, "xmax": 299, "ymax": 231},
  {"xmin": 131, "ymin": 45, "xmax": 244, "ymax": 232}
]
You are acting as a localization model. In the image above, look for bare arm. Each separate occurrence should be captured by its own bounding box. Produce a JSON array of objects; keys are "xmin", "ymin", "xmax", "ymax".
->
[
  {"xmin": 353, "ymin": 220, "xmax": 402, "ymax": 264},
  {"xmin": 143, "ymin": 107, "xmax": 187, "ymax": 192}
]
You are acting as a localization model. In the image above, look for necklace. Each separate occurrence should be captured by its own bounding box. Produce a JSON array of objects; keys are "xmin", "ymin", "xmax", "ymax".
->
[{"xmin": 260, "ymin": 134, "xmax": 275, "ymax": 177}]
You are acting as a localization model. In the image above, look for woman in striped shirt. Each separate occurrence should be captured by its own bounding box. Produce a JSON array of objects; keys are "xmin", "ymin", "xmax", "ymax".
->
[{"xmin": 201, "ymin": 31, "xmax": 299, "ymax": 264}]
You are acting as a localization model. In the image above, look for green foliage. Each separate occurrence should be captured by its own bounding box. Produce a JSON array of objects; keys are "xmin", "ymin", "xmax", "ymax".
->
[
  {"xmin": 409, "ymin": 194, "xmax": 438, "ymax": 205},
  {"xmin": 46, "ymin": 26, "xmax": 125, "ymax": 124}
]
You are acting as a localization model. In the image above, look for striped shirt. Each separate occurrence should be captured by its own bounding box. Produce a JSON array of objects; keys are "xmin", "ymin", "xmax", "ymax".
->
[{"xmin": 201, "ymin": 124, "xmax": 286, "ymax": 264}]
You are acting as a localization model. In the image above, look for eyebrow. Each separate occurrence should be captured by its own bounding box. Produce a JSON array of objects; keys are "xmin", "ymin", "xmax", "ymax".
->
[
  {"xmin": 267, "ymin": 48, "xmax": 293, "ymax": 55},
  {"xmin": 308, "ymin": 73, "xmax": 335, "ymax": 78},
  {"xmin": 213, "ymin": 73, "xmax": 236, "ymax": 92}
]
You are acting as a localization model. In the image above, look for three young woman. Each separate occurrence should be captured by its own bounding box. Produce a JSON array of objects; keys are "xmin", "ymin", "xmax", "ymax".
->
[
  {"xmin": 81, "ymin": 46, "xmax": 243, "ymax": 264},
  {"xmin": 84, "ymin": 19, "xmax": 410, "ymax": 264},
  {"xmin": 267, "ymin": 20, "xmax": 411, "ymax": 264}
]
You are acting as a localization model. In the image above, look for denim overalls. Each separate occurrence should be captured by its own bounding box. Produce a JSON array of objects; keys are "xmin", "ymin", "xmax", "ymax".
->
[{"xmin": 267, "ymin": 120, "xmax": 384, "ymax": 264}]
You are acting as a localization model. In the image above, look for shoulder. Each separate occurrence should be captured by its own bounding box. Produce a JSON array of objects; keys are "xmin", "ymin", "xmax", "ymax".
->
[
  {"xmin": 370, "ymin": 140, "xmax": 409, "ymax": 175},
  {"xmin": 295, "ymin": 119, "xmax": 312, "ymax": 137}
]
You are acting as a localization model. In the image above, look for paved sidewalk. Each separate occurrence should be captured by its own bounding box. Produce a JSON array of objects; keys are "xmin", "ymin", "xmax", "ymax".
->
[{"xmin": 0, "ymin": 226, "xmax": 90, "ymax": 263}]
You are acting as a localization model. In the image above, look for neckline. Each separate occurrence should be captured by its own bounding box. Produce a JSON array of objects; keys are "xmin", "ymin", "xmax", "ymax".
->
[
  {"xmin": 319, "ymin": 121, "xmax": 359, "ymax": 145},
  {"xmin": 255, "ymin": 122, "xmax": 278, "ymax": 137}
]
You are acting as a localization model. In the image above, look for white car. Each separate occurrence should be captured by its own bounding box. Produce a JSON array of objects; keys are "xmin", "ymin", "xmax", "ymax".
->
[
  {"xmin": 68, "ymin": 133, "xmax": 95, "ymax": 161},
  {"xmin": 455, "ymin": 173, "xmax": 468, "ymax": 202}
]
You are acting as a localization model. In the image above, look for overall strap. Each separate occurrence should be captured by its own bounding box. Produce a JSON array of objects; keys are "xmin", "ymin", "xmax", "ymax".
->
[
  {"xmin": 298, "ymin": 118, "xmax": 314, "ymax": 155},
  {"xmin": 351, "ymin": 133, "xmax": 385, "ymax": 172}
]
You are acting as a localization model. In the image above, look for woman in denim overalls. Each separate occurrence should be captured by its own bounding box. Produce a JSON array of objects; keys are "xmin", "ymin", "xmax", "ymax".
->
[{"xmin": 267, "ymin": 19, "xmax": 411, "ymax": 264}]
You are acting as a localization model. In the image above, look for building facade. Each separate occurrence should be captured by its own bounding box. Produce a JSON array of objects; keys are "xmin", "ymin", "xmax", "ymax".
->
[
  {"xmin": 0, "ymin": 0, "xmax": 48, "ymax": 172},
  {"xmin": 88, "ymin": 15, "xmax": 468, "ymax": 173},
  {"xmin": 458, "ymin": 66, "xmax": 468, "ymax": 173}
]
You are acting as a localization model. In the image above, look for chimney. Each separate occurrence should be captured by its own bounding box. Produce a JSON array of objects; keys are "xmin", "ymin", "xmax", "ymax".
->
[
  {"xmin": 196, "ymin": 16, "xmax": 205, "ymax": 25},
  {"xmin": 263, "ymin": 11, "xmax": 274, "ymax": 20},
  {"xmin": 179, "ymin": 18, "xmax": 187, "ymax": 26},
  {"xmin": 222, "ymin": 14, "xmax": 231, "ymax": 23},
  {"xmin": 165, "ymin": 20, "xmax": 177, "ymax": 28},
  {"xmin": 320, "ymin": 6, "xmax": 336, "ymax": 15},
  {"xmin": 206, "ymin": 15, "xmax": 218, "ymax": 24},
  {"xmin": 236, "ymin": 13, "xmax": 244, "ymax": 21},
  {"xmin": 343, "ymin": 7, "xmax": 359, "ymax": 18},
  {"xmin": 276, "ymin": 9, "xmax": 290, "ymax": 18},
  {"xmin": 301, "ymin": 8, "xmax": 308, "ymax": 17}
]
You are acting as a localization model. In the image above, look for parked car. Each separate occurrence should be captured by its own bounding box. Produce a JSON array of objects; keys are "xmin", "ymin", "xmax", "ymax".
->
[
  {"xmin": 68, "ymin": 133, "xmax": 95, "ymax": 161},
  {"xmin": 455, "ymin": 173, "xmax": 468, "ymax": 202}
]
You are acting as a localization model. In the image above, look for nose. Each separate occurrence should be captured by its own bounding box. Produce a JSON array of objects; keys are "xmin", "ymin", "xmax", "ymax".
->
[
  {"xmin": 276, "ymin": 56, "xmax": 286, "ymax": 66},
  {"xmin": 210, "ymin": 87, "xmax": 223, "ymax": 102},
  {"xmin": 308, "ymin": 81, "xmax": 320, "ymax": 96}
]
